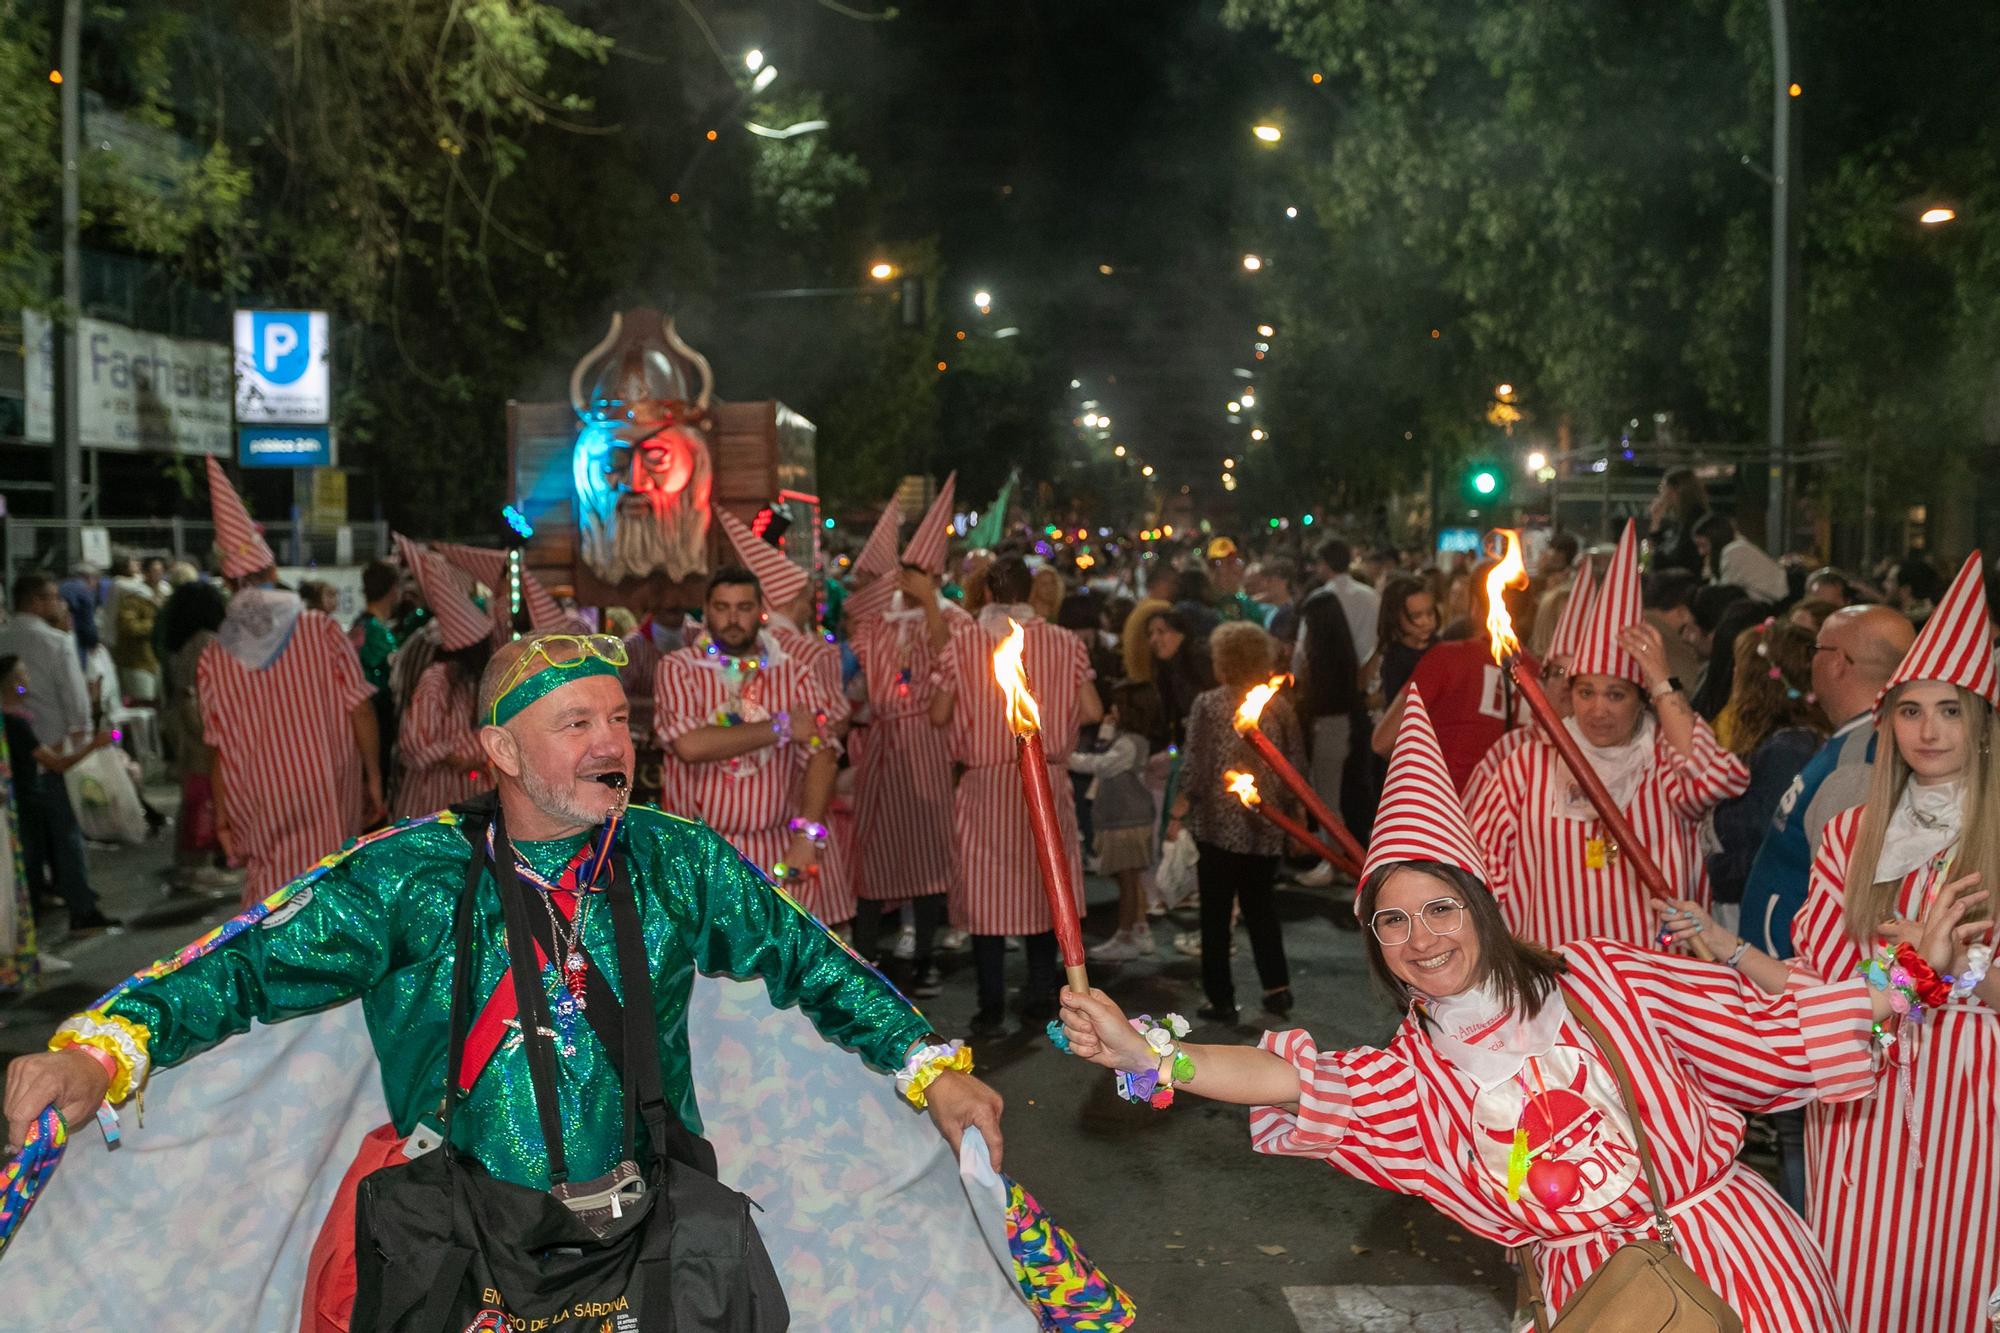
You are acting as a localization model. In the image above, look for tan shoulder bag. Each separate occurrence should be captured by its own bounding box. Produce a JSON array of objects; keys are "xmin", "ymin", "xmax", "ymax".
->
[{"xmin": 1512, "ymin": 991, "xmax": 1743, "ymax": 1333}]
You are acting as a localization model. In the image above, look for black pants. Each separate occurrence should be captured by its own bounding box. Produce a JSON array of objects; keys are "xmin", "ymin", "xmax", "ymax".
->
[
  {"xmin": 1197, "ymin": 840, "xmax": 1288, "ymax": 1010},
  {"xmin": 19, "ymin": 770, "xmax": 99, "ymax": 916},
  {"xmin": 972, "ymin": 931, "xmax": 1057, "ymax": 1014},
  {"xmin": 852, "ymin": 893, "xmax": 946, "ymax": 968}
]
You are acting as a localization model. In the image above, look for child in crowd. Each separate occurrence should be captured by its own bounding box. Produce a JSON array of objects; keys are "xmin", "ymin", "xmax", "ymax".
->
[{"xmin": 1068, "ymin": 681, "xmax": 1161, "ymax": 960}]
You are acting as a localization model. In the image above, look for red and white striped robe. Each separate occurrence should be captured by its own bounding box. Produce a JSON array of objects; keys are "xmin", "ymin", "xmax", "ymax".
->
[
  {"xmin": 1791, "ymin": 806, "xmax": 2000, "ymax": 1333},
  {"xmin": 776, "ymin": 625, "xmax": 856, "ymax": 927},
  {"xmin": 1468, "ymin": 717, "xmax": 1748, "ymax": 948},
  {"xmin": 1254, "ymin": 937, "xmax": 1875, "ymax": 1331},
  {"xmin": 850, "ymin": 604, "xmax": 968, "ymax": 902},
  {"xmin": 653, "ymin": 636, "xmax": 852, "ymax": 925},
  {"xmin": 391, "ymin": 661, "xmax": 492, "ymax": 819},
  {"xmin": 1460, "ymin": 723, "xmax": 1538, "ymax": 819},
  {"xmin": 934, "ymin": 614, "xmax": 1091, "ymax": 935},
  {"xmin": 198, "ymin": 610, "xmax": 374, "ymax": 900},
  {"xmin": 619, "ymin": 619, "xmax": 679, "ymax": 752}
]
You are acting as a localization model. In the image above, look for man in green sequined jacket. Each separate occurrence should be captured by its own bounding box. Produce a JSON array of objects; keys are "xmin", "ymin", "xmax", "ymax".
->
[{"xmin": 3, "ymin": 632, "xmax": 1005, "ymax": 1191}]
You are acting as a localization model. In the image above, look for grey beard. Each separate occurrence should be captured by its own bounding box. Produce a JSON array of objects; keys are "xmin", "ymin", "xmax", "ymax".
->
[{"xmin": 516, "ymin": 758, "xmax": 603, "ymax": 829}]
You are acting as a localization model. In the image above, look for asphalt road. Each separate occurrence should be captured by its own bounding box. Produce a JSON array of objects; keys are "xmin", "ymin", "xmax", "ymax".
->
[{"xmin": 2, "ymin": 820, "xmax": 1517, "ymax": 1332}]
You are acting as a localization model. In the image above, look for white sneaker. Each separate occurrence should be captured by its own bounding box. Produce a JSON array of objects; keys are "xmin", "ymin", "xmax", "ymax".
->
[
  {"xmin": 1171, "ymin": 929, "xmax": 1202, "ymax": 957},
  {"xmin": 1088, "ymin": 932, "xmax": 1142, "ymax": 962},
  {"xmin": 1293, "ymin": 860, "xmax": 1336, "ymax": 888},
  {"xmin": 891, "ymin": 925, "xmax": 917, "ymax": 960},
  {"xmin": 938, "ymin": 928, "xmax": 971, "ymax": 952},
  {"xmin": 1127, "ymin": 924, "xmax": 1157, "ymax": 956}
]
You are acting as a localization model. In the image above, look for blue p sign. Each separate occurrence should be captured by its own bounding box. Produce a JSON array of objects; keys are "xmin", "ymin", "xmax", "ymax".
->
[{"xmin": 252, "ymin": 312, "xmax": 312, "ymax": 384}]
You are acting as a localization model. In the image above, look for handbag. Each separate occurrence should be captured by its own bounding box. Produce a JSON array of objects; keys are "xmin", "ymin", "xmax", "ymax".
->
[
  {"xmin": 350, "ymin": 803, "xmax": 788, "ymax": 1332},
  {"xmin": 1513, "ymin": 992, "xmax": 1742, "ymax": 1333}
]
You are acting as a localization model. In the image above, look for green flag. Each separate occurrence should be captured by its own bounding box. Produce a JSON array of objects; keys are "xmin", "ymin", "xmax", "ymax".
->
[{"xmin": 963, "ymin": 469, "xmax": 1018, "ymax": 549}]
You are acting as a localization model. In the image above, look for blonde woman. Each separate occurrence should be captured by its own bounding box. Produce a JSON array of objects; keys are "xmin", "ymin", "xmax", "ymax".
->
[{"xmin": 1663, "ymin": 553, "xmax": 2000, "ymax": 1333}]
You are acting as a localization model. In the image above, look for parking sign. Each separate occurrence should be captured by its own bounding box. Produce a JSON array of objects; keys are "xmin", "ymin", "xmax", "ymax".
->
[{"xmin": 233, "ymin": 309, "xmax": 331, "ymax": 424}]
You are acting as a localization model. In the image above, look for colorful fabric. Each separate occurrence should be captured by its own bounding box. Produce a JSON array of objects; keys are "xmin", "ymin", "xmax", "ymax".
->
[
  {"xmin": 1879, "ymin": 549, "xmax": 1998, "ymax": 709},
  {"xmin": 714, "ymin": 505, "xmax": 809, "ymax": 606},
  {"xmin": 0, "ymin": 1104, "xmax": 65, "ymax": 1259},
  {"xmin": 1365, "ymin": 685, "xmax": 1493, "ymax": 885},
  {"xmin": 1004, "ymin": 1178, "xmax": 1137, "ymax": 1331},
  {"xmin": 1568, "ymin": 519, "xmax": 1643, "ymax": 683},
  {"xmin": 206, "ymin": 456, "xmax": 277, "ymax": 578}
]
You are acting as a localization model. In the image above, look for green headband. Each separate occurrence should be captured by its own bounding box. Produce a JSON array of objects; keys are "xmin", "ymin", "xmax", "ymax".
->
[{"xmin": 489, "ymin": 656, "xmax": 622, "ymax": 726}]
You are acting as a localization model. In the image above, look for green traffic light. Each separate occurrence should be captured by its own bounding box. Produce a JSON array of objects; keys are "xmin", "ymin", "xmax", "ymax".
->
[{"xmin": 1472, "ymin": 471, "xmax": 1498, "ymax": 496}]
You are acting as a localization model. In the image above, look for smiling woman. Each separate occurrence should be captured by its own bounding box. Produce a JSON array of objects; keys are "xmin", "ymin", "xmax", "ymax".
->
[{"xmin": 1055, "ymin": 684, "xmax": 1940, "ymax": 1331}]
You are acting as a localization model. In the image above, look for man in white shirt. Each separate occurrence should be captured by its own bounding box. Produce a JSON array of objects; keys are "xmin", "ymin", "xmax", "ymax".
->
[
  {"xmin": 0, "ymin": 570, "xmax": 112, "ymax": 930},
  {"xmin": 1695, "ymin": 514, "xmax": 1789, "ymax": 603},
  {"xmin": 1294, "ymin": 535, "xmax": 1378, "ymax": 669}
]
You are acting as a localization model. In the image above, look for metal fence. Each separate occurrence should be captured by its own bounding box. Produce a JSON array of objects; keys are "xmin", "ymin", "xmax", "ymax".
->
[{"xmin": 0, "ymin": 517, "xmax": 393, "ymax": 584}]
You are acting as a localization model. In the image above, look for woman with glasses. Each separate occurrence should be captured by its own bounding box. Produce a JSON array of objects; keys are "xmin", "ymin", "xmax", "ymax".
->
[
  {"xmin": 1058, "ymin": 687, "xmax": 1966, "ymax": 1331},
  {"xmin": 1468, "ymin": 522, "xmax": 1747, "ymax": 949},
  {"xmin": 1660, "ymin": 553, "xmax": 2000, "ymax": 1333}
]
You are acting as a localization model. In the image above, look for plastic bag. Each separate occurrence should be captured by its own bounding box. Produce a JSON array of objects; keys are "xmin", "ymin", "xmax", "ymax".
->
[
  {"xmin": 64, "ymin": 745, "xmax": 147, "ymax": 846},
  {"xmin": 1152, "ymin": 827, "xmax": 1199, "ymax": 911}
]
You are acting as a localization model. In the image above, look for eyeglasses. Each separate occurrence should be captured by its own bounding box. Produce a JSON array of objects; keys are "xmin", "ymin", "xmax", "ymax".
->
[
  {"xmin": 490, "ymin": 633, "xmax": 629, "ymax": 705},
  {"xmin": 1369, "ymin": 897, "xmax": 1468, "ymax": 946}
]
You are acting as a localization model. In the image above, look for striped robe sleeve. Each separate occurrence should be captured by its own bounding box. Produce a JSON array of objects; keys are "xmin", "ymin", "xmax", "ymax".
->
[
  {"xmin": 1657, "ymin": 714, "xmax": 1751, "ymax": 820},
  {"xmin": 1570, "ymin": 937, "xmax": 1876, "ymax": 1111},
  {"xmin": 652, "ymin": 656, "xmax": 709, "ymax": 747},
  {"xmin": 1249, "ymin": 1028, "xmax": 1437, "ymax": 1198},
  {"xmin": 399, "ymin": 667, "xmax": 477, "ymax": 770},
  {"xmin": 1466, "ymin": 751, "xmax": 1524, "ymax": 915}
]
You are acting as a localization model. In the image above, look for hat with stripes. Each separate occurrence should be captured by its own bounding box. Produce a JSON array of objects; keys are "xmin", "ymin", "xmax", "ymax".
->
[
  {"xmin": 206, "ymin": 457, "xmax": 277, "ymax": 580},
  {"xmin": 395, "ymin": 534, "xmax": 491, "ymax": 651},
  {"xmin": 899, "ymin": 471, "xmax": 957, "ymax": 575},
  {"xmin": 843, "ymin": 500, "xmax": 907, "ymax": 625},
  {"xmin": 715, "ymin": 505, "xmax": 809, "ymax": 607},
  {"xmin": 433, "ymin": 542, "xmax": 571, "ymax": 635},
  {"xmin": 1543, "ymin": 547, "xmax": 1598, "ymax": 665},
  {"xmin": 1880, "ymin": 550, "xmax": 1998, "ymax": 710},
  {"xmin": 1362, "ymin": 684, "xmax": 1492, "ymax": 887},
  {"xmin": 1565, "ymin": 518, "xmax": 1642, "ymax": 683}
]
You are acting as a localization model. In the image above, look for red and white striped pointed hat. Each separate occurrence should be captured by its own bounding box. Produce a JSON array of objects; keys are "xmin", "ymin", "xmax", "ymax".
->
[
  {"xmin": 899, "ymin": 471, "xmax": 957, "ymax": 574},
  {"xmin": 433, "ymin": 542, "xmax": 569, "ymax": 634},
  {"xmin": 1361, "ymin": 684, "xmax": 1493, "ymax": 886},
  {"xmin": 396, "ymin": 535, "xmax": 491, "ymax": 650},
  {"xmin": 206, "ymin": 457, "xmax": 276, "ymax": 579},
  {"xmin": 1880, "ymin": 551, "xmax": 1998, "ymax": 709},
  {"xmin": 715, "ymin": 506, "xmax": 809, "ymax": 607},
  {"xmin": 854, "ymin": 500, "xmax": 902, "ymax": 579},
  {"xmin": 1543, "ymin": 548, "xmax": 1598, "ymax": 665},
  {"xmin": 1566, "ymin": 518, "xmax": 1642, "ymax": 683}
]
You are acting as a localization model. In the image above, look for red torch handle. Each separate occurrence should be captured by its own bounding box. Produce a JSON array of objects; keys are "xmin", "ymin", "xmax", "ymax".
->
[
  {"xmin": 1251, "ymin": 800, "xmax": 1356, "ymax": 877},
  {"xmin": 1238, "ymin": 725, "xmax": 1368, "ymax": 869},
  {"xmin": 1017, "ymin": 731, "xmax": 1090, "ymax": 992},
  {"xmin": 1503, "ymin": 656, "xmax": 1712, "ymax": 959}
]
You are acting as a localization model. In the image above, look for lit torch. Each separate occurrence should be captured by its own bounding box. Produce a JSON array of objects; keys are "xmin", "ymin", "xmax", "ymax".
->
[
  {"xmin": 1483, "ymin": 530, "xmax": 1708, "ymax": 958},
  {"xmin": 993, "ymin": 620, "xmax": 1089, "ymax": 992},
  {"xmin": 1232, "ymin": 675, "xmax": 1367, "ymax": 870},
  {"xmin": 1226, "ymin": 770, "xmax": 1352, "ymax": 873}
]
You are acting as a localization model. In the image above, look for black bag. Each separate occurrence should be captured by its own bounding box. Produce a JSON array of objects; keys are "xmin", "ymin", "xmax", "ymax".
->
[{"xmin": 350, "ymin": 804, "xmax": 789, "ymax": 1332}]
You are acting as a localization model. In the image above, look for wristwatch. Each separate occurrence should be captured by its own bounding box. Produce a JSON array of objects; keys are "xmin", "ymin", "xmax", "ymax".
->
[{"xmin": 1649, "ymin": 676, "xmax": 1683, "ymax": 700}]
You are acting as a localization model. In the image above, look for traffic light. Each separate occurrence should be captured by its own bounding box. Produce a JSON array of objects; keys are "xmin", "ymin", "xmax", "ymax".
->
[{"xmin": 1462, "ymin": 460, "xmax": 1506, "ymax": 504}]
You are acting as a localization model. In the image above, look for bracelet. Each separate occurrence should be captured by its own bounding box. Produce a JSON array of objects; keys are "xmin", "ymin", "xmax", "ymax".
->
[
  {"xmin": 1725, "ymin": 938, "xmax": 1750, "ymax": 969},
  {"xmin": 896, "ymin": 1039, "xmax": 974, "ymax": 1109},
  {"xmin": 49, "ymin": 1010, "xmax": 152, "ymax": 1104},
  {"xmin": 1949, "ymin": 943, "xmax": 1993, "ymax": 1000},
  {"xmin": 787, "ymin": 817, "xmax": 829, "ymax": 847},
  {"xmin": 1114, "ymin": 1013, "xmax": 1193, "ymax": 1109},
  {"xmin": 771, "ymin": 711, "xmax": 790, "ymax": 745},
  {"xmin": 1860, "ymin": 943, "xmax": 1953, "ymax": 1051}
]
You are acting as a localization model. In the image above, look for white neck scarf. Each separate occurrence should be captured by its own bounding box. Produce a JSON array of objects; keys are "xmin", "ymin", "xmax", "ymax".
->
[
  {"xmin": 1553, "ymin": 713, "xmax": 1657, "ymax": 821},
  {"xmin": 217, "ymin": 586, "xmax": 303, "ymax": 670},
  {"xmin": 1426, "ymin": 977, "xmax": 1567, "ymax": 1089},
  {"xmin": 1876, "ymin": 777, "xmax": 1964, "ymax": 883}
]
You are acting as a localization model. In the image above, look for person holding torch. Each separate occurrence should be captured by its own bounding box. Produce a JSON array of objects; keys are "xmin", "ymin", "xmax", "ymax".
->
[
  {"xmin": 1055, "ymin": 686, "xmax": 1976, "ymax": 1331},
  {"xmin": 1468, "ymin": 521, "xmax": 1749, "ymax": 950}
]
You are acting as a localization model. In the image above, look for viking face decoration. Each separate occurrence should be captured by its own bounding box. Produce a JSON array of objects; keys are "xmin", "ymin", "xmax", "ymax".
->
[{"xmin": 570, "ymin": 313, "xmax": 715, "ymax": 584}]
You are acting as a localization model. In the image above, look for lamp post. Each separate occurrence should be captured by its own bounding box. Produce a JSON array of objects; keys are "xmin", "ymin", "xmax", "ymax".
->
[{"xmin": 1765, "ymin": 0, "xmax": 1802, "ymax": 555}]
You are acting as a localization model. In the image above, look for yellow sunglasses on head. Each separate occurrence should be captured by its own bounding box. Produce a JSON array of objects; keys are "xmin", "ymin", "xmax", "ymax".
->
[{"xmin": 489, "ymin": 633, "xmax": 630, "ymax": 725}]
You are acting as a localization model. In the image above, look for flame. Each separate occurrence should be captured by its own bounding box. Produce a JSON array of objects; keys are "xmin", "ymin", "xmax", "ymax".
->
[
  {"xmin": 1225, "ymin": 769, "xmax": 1261, "ymax": 808},
  {"xmin": 1485, "ymin": 529, "xmax": 1531, "ymax": 662},
  {"xmin": 991, "ymin": 618, "xmax": 1041, "ymax": 735},
  {"xmin": 1233, "ymin": 674, "xmax": 1290, "ymax": 732}
]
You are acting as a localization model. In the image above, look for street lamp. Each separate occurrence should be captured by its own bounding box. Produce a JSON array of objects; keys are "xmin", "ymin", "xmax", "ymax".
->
[
  {"xmin": 751, "ymin": 65, "xmax": 778, "ymax": 93},
  {"xmin": 1285, "ymin": 205, "xmax": 1298, "ymax": 219},
  {"xmin": 1921, "ymin": 206, "xmax": 1957, "ymax": 225},
  {"xmin": 1113, "ymin": 445, "xmax": 1126, "ymax": 457},
  {"xmin": 1496, "ymin": 382, "xmax": 1515, "ymax": 398},
  {"xmin": 1256, "ymin": 323, "xmax": 1275, "ymax": 337},
  {"xmin": 1242, "ymin": 254, "xmax": 1264, "ymax": 272},
  {"xmin": 744, "ymin": 49, "xmax": 765, "ymax": 72},
  {"xmin": 868, "ymin": 261, "xmax": 897, "ymax": 281},
  {"xmin": 973, "ymin": 289, "xmax": 993, "ymax": 312},
  {"xmin": 1240, "ymin": 391, "xmax": 1255, "ymax": 407},
  {"xmin": 1141, "ymin": 465, "xmax": 1155, "ymax": 477},
  {"xmin": 1250, "ymin": 429, "xmax": 1266, "ymax": 442},
  {"xmin": 1226, "ymin": 401, "xmax": 1241, "ymax": 414},
  {"xmin": 1222, "ymin": 457, "xmax": 1235, "ymax": 469},
  {"xmin": 1252, "ymin": 124, "xmax": 1282, "ymax": 143},
  {"xmin": 1526, "ymin": 450, "xmax": 1548, "ymax": 471}
]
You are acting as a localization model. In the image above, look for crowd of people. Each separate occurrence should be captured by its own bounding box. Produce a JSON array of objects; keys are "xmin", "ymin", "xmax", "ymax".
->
[{"xmin": 4, "ymin": 455, "xmax": 1999, "ymax": 1330}]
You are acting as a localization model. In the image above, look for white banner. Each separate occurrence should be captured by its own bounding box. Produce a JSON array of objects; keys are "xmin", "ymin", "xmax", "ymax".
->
[{"xmin": 22, "ymin": 309, "xmax": 233, "ymax": 455}]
